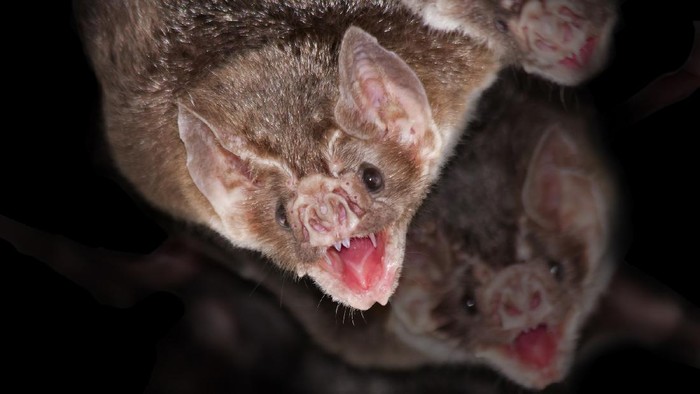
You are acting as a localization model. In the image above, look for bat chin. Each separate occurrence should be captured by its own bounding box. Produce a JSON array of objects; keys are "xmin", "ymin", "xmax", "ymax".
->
[
  {"xmin": 302, "ymin": 228, "xmax": 402, "ymax": 310},
  {"xmin": 476, "ymin": 322, "xmax": 573, "ymax": 390}
]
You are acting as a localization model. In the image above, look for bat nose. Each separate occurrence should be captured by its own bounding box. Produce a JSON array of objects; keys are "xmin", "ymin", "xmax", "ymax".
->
[
  {"xmin": 293, "ymin": 176, "xmax": 362, "ymax": 247},
  {"xmin": 503, "ymin": 289, "xmax": 543, "ymax": 317},
  {"xmin": 487, "ymin": 266, "xmax": 553, "ymax": 330},
  {"xmin": 305, "ymin": 195, "xmax": 348, "ymax": 232}
]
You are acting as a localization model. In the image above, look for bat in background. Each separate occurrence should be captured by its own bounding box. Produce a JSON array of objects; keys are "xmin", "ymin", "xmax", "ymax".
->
[
  {"xmin": 386, "ymin": 73, "xmax": 619, "ymax": 389},
  {"xmin": 401, "ymin": 0, "xmax": 618, "ymax": 85}
]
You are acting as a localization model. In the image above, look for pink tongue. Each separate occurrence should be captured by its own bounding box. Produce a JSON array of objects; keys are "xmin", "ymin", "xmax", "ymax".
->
[
  {"xmin": 513, "ymin": 325, "xmax": 557, "ymax": 368},
  {"xmin": 338, "ymin": 237, "xmax": 384, "ymax": 292}
]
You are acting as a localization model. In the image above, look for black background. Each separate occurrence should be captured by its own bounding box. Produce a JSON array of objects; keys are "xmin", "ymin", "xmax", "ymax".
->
[{"xmin": 3, "ymin": 1, "xmax": 698, "ymax": 392}]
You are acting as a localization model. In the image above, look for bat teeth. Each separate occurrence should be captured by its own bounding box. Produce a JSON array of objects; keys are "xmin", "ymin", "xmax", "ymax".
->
[
  {"xmin": 334, "ymin": 242, "xmax": 342, "ymax": 252},
  {"xmin": 369, "ymin": 233, "xmax": 377, "ymax": 248},
  {"xmin": 342, "ymin": 238, "xmax": 351, "ymax": 248},
  {"xmin": 324, "ymin": 254, "xmax": 333, "ymax": 266}
]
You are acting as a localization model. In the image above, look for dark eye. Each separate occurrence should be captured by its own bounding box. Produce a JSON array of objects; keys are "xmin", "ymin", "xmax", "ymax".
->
[
  {"xmin": 359, "ymin": 163, "xmax": 384, "ymax": 193},
  {"xmin": 548, "ymin": 260, "xmax": 564, "ymax": 281},
  {"xmin": 276, "ymin": 202, "xmax": 290, "ymax": 229},
  {"xmin": 495, "ymin": 19, "xmax": 508, "ymax": 33},
  {"xmin": 464, "ymin": 295, "xmax": 478, "ymax": 315}
]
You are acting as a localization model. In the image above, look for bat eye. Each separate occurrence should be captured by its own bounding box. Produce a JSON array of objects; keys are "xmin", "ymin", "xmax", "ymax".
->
[
  {"xmin": 464, "ymin": 296, "xmax": 478, "ymax": 315},
  {"xmin": 276, "ymin": 202, "xmax": 290, "ymax": 229},
  {"xmin": 495, "ymin": 19, "xmax": 508, "ymax": 33},
  {"xmin": 548, "ymin": 260, "xmax": 564, "ymax": 281},
  {"xmin": 359, "ymin": 163, "xmax": 384, "ymax": 193}
]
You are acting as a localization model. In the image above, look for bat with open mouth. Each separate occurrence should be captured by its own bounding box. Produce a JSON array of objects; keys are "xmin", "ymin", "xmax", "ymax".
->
[
  {"xmin": 74, "ymin": 0, "xmax": 501, "ymax": 310},
  {"xmin": 385, "ymin": 75, "xmax": 620, "ymax": 389},
  {"xmin": 401, "ymin": 0, "xmax": 618, "ymax": 85}
]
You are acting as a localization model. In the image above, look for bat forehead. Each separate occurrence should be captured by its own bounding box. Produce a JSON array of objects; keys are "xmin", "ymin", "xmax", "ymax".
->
[
  {"xmin": 188, "ymin": 42, "xmax": 429, "ymax": 185},
  {"xmin": 188, "ymin": 45, "xmax": 342, "ymax": 176}
]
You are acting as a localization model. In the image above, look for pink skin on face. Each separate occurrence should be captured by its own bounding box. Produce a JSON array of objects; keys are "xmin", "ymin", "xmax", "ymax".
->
[{"xmin": 511, "ymin": 0, "xmax": 601, "ymax": 71}]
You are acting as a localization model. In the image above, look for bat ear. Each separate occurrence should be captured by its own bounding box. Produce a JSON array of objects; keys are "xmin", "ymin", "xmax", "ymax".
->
[
  {"xmin": 522, "ymin": 126, "xmax": 604, "ymax": 239},
  {"xmin": 177, "ymin": 104, "xmax": 258, "ymax": 224},
  {"xmin": 334, "ymin": 26, "xmax": 438, "ymax": 160}
]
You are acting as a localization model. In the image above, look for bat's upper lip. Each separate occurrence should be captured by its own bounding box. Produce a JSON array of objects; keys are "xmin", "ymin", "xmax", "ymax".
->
[{"xmin": 325, "ymin": 232, "xmax": 378, "ymax": 254}]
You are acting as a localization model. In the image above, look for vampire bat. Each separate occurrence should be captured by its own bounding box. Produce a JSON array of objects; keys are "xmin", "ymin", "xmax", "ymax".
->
[
  {"xmin": 384, "ymin": 74, "xmax": 619, "ymax": 389},
  {"xmin": 401, "ymin": 0, "xmax": 618, "ymax": 85},
  {"xmin": 73, "ymin": 0, "xmax": 501, "ymax": 310}
]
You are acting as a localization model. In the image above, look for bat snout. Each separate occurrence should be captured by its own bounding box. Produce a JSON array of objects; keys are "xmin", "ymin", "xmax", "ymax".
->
[
  {"xmin": 484, "ymin": 266, "xmax": 553, "ymax": 330},
  {"xmin": 292, "ymin": 176, "xmax": 364, "ymax": 248}
]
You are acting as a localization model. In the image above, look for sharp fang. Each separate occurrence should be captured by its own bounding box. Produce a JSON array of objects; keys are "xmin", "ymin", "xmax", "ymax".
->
[
  {"xmin": 324, "ymin": 254, "xmax": 333, "ymax": 266},
  {"xmin": 342, "ymin": 238, "xmax": 350, "ymax": 248},
  {"xmin": 333, "ymin": 242, "xmax": 342, "ymax": 252},
  {"xmin": 369, "ymin": 233, "xmax": 377, "ymax": 248}
]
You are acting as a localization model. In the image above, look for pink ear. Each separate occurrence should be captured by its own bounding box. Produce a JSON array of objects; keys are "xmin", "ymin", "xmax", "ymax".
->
[
  {"xmin": 522, "ymin": 126, "xmax": 602, "ymax": 235},
  {"xmin": 177, "ymin": 104, "xmax": 257, "ymax": 221},
  {"xmin": 334, "ymin": 26, "xmax": 437, "ymax": 156}
]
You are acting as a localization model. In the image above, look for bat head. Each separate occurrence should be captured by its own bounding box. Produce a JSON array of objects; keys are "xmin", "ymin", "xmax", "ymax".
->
[
  {"xmin": 177, "ymin": 27, "xmax": 442, "ymax": 310},
  {"xmin": 400, "ymin": 0, "xmax": 617, "ymax": 85},
  {"xmin": 389, "ymin": 114, "xmax": 615, "ymax": 388},
  {"xmin": 500, "ymin": 0, "xmax": 618, "ymax": 85}
]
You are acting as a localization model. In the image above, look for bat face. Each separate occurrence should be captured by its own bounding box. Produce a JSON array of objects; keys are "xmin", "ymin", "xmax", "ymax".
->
[
  {"xmin": 504, "ymin": 0, "xmax": 617, "ymax": 85},
  {"xmin": 401, "ymin": 0, "xmax": 617, "ymax": 85},
  {"xmin": 177, "ymin": 27, "xmax": 440, "ymax": 310},
  {"xmin": 387, "ymin": 84, "xmax": 616, "ymax": 388}
]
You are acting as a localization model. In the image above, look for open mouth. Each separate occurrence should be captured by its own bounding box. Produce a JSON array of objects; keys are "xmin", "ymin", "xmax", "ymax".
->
[
  {"xmin": 510, "ymin": 323, "xmax": 560, "ymax": 368},
  {"xmin": 321, "ymin": 231, "xmax": 386, "ymax": 293},
  {"xmin": 559, "ymin": 36, "xmax": 597, "ymax": 68}
]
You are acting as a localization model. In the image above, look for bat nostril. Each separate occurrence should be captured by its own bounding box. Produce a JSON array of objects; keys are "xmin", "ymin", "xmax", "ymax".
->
[
  {"xmin": 505, "ymin": 301, "xmax": 522, "ymax": 316},
  {"xmin": 560, "ymin": 23, "xmax": 573, "ymax": 43},
  {"xmin": 337, "ymin": 203, "xmax": 347, "ymax": 226},
  {"xmin": 308, "ymin": 218, "xmax": 329, "ymax": 233},
  {"xmin": 530, "ymin": 291, "xmax": 542, "ymax": 310}
]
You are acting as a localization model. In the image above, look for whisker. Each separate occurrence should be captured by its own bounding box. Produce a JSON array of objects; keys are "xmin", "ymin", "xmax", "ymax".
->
[
  {"xmin": 247, "ymin": 261, "xmax": 272, "ymax": 297},
  {"xmin": 560, "ymin": 86, "xmax": 566, "ymax": 108},
  {"xmin": 279, "ymin": 270, "xmax": 287, "ymax": 308}
]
